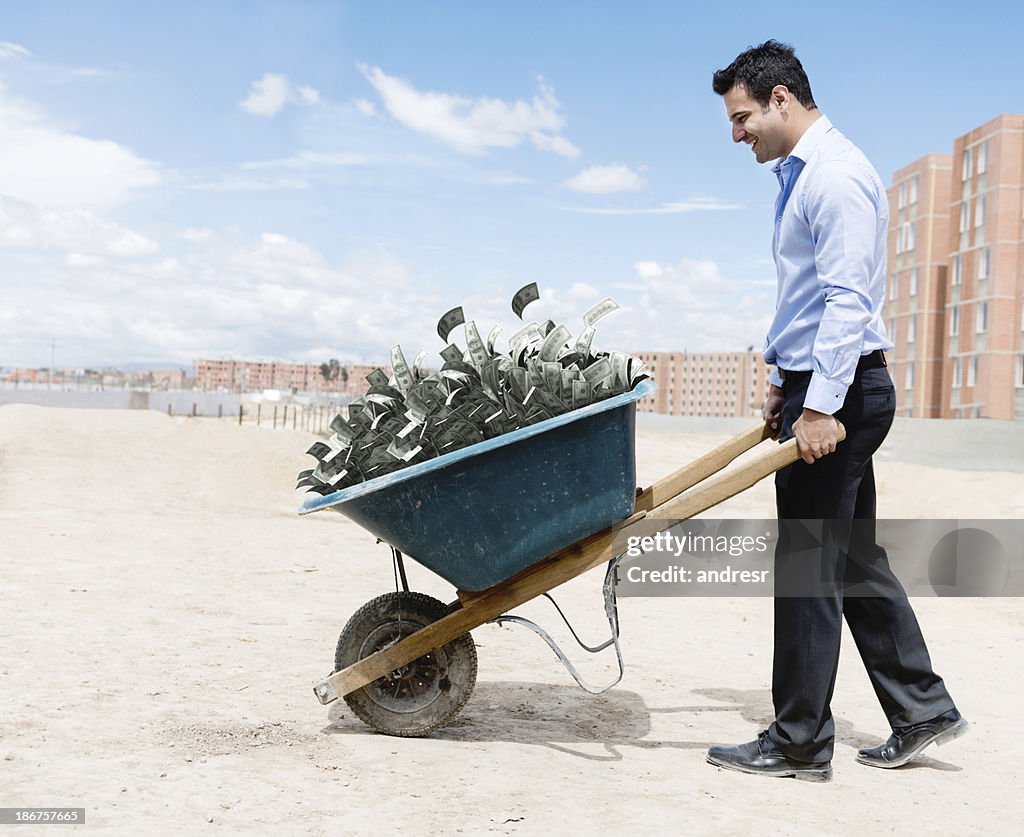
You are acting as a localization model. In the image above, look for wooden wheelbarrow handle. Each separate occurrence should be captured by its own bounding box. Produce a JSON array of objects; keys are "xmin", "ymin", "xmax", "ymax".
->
[{"xmin": 645, "ymin": 421, "xmax": 847, "ymax": 520}]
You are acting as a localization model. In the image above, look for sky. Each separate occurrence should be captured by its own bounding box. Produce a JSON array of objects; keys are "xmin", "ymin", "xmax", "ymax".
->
[{"xmin": 2, "ymin": 0, "xmax": 1022, "ymax": 370}]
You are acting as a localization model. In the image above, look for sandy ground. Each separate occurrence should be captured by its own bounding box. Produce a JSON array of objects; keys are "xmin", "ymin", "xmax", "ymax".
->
[{"xmin": 2, "ymin": 404, "xmax": 1022, "ymax": 835}]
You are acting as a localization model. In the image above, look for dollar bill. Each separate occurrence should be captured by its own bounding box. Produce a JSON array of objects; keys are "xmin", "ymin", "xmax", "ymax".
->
[
  {"xmin": 608, "ymin": 351, "xmax": 631, "ymax": 390},
  {"xmin": 541, "ymin": 319, "xmax": 556, "ymax": 337},
  {"xmin": 329, "ymin": 414, "xmax": 356, "ymax": 444},
  {"xmin": 412, "ymin": 349, "xmax": 429, "ymax": 380},
  {"xmin": 486, "ymin": 325, "xmax": 502, "ymax": 355},
  {"xmin": 511, "ymin": 282, "xmax": 540, "ymax": 318},
  {"xmin": 583, "ymin": 297, "xmax": 620, "ymax": 326},
  {"xmin": 464, "ymin": 321, "xmax": 490, "ymax": 370},
  {"xmin": 437, "ymin": 306, "xmax": 466, "ymax": 342},
  {"xmin": 390, "ymin": 345, "xmax": 415, "ymax": 393},
  {"xmin": 581, "ymin": 356, "xmax": 613, "ymax": 385},
  {"xmin": 508, "ymin": 321, "xmax": 540, "ymax": 356},
  {"xmin": 572, "ymin": 379, "xmax": 594, "ymax": 410},
  {"xmin": 365, "ymin": 368, "xmax": 389, "ymax": 388},
  {"xmin": 574, "ymin": 325, "xmax": 596, "ymax": 358},
  {"xmin": 542, "ymin": 361, "xmax": 562, "ymax": 399},
  {"xmin": 439, "ymin": 343, "xmax": 464, "ymax": 364},
  {"xmin": 306, "ymin": 441, "xmax": 332, "ymax": 460},
  {"xmin": 539, "ymin": 324, "xmax": 571, "ymax": 362}
]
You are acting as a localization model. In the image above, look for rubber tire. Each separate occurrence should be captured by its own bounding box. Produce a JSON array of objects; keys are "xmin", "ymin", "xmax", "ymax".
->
[{"xmin": 335, "ymin": 591, "xmax": 478, "ymax": 737}]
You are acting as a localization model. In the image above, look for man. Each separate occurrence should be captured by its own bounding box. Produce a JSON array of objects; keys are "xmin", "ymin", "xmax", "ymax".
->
[{"xmin": 706, "ymin": 40, "xmax": 966, "ymax": 782}]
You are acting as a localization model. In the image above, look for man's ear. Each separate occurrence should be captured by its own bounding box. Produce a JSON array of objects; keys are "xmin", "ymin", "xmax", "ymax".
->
[{"xmin": 771, "ymin": 85, "xmax": 790, "ymax": 112}]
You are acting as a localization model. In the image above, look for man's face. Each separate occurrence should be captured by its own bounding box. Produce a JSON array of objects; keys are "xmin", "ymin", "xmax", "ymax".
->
[{"xmin": 723, "ymin": 84, "xmax": 787, "ymax": 164}]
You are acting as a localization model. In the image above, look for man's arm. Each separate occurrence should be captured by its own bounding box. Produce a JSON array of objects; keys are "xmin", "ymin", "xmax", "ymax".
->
[{"xmin": 794, "ymin": 160, "xmax": 881, "ymax": 463}]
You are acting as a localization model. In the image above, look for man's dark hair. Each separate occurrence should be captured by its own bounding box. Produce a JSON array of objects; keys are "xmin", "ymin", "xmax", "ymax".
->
[{"xmin": 712, "ymin": 40, "xmax": 816, "ymax": 110}]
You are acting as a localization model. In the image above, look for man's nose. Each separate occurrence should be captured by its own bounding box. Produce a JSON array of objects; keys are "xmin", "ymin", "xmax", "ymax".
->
[{"xmin": 732, "ymin": 124, "xmax": 746, "ymax": 144}]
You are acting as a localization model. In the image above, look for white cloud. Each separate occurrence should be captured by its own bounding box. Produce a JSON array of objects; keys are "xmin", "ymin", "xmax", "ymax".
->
[
  {"xmin": 586, "ymin": 258, "xmax": 773, "ymax": 353},
  {"xmin": 297, "ymin": 85, "xmax": 320, "ymax": 105},
  {"xmin": 359, "ymin": 64, "xmax": 580, "ymax": 159},
  {"xmin": 560, "ymin": 197, "xmax": 741, "ymax": 215},
  {"xmin": 0, "ymin": 226, "xmax": 450, "ymax": 366},
  {"xmin": 564, "ymin": 163, "xmax": 647, "ymax": 194},
  {"xmin": 179, "ymin": 227, "xmax": 213, "ymax": 242},
  {"xmin": 187, "ymin": 176, "xmax": 309, "ymax": 192},
  {"xmin": 240, "ymin": 150, "xmax": 367, "ymax": 170},
  {"xmin": 0, "ymin": 41, "xmax": 30, "ymax": 60},
  {"xmin": 239, "ymin": 73, "xmax": 321, "ymax": 117},
  {"xmin": 353, "ymin": 97, "xmax": 379, "ymax": 118},
  {"xmin": 70, "ymin": 67, "xmax": 111, "ymax": 78},
  {"xmin": 0, "ymin": 81, "xmax": 161, "ymax": 208},
  {"xmin": 66, "ymin": 253, "xmax": 105, "ymax": 268},
  {"xmin": 0, "ymin": 196, "xmax": 159, "ymax": 257}
]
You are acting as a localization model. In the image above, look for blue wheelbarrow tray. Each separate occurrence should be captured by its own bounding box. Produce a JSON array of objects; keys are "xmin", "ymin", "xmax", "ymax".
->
[{"xmin": 300, "ymin": 379, "xmax": 656, "ymax": 592}]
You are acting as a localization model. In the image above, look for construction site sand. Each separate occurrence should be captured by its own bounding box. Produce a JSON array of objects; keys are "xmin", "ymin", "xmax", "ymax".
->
[{"xmin": 1, "ymin": 404, "xmax": 1021, "ymax": 834}]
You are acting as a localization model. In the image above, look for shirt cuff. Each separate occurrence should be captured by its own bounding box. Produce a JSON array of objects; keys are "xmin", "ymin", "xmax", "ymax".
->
[
  {"xmin": 769, "ymin": 367, "xmax": 784, "ymax": 388},
  {"xmin": 804, "ymin": 372, "xmax": 848, "ymax": 415}
]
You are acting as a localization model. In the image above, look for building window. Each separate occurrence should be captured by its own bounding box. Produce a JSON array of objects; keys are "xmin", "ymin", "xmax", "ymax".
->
[
  {"xmin": 952, "ymin": 358, "xmax": 962, "ymax": 388},
  {"xmin": 1016, "ymin": 355, "xmax": 1024, "ymax": 388},
  {"xmin": 889, "ymin": 274, "xmax": 898, "ymax": 301},
  {"xmin": 976, "ymin": 301, "xmax": 988, "ymax": 333},
  {"xmin": 959, "ymin": 203, "xmax": 970, "ymax": 232},
  {"xmin": 952, "ymin": 254, "xmax": 962, "ymax": 285},
  {"xmin": 908, "ymin": 315, "xmax": 916, "ymax": 343},
  {"xmin": 910, "ymin": 267, "xmax": 919, "ymax": 296},
  {"xmin": 904, "ymin": 221, "xmax": 915, "ymax": 251},
  {"xmin": 978, "ymin": 246, "xmax": 990, "ymax": 279},
  {"xmin": 978, "ymin": 141, "xmax": 988, "ymax": 175},
  {"xmin": 905, "ymin": 362, "xmax": 914, "ymax": 390},
  {"xmin": 962, "ymin": 147, "xmax": 973, "ymax": 181},
  {"xmin": 975, "ymin": 195, "xmax": 985, "ymax": 228},
  {"xmin": 898, "ymin": 182, "xmax": 907, "ymax": 209},
  {"xmin": 950, "ymin": 305, "xmax": 960, "ymax": 336},
  {"xmin": 888, "ymin": 317, "xmax": 895, "ymax": 339},
  {"xmin": 909, "ymin": 174, "xmax": 919, "ymax": 205},
  {"xmin": 968, "ymin": 356, "xmax": 978, "ymax": 387}
]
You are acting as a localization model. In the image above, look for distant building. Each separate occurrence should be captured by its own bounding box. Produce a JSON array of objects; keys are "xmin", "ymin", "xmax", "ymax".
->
[
  {"xmin": 193, "ymin": 358, "xmax": 392, "ymax": 396},
  {"xmin": 633, "ymin": 351, "xmax": 772, "ymax": 418},
  {"xmin": 886, "ymin": 113, "xmax": 1024, "ymax": 419}
]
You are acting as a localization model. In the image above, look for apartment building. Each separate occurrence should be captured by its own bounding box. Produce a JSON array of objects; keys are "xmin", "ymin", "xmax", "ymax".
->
[
  {"xmin": 193, "ymin": 359, "xmax": 391, "ymax": 396},
  {"xmin": 886, "ymin": 154, "xmax": 952, "ymax": 417},
  {"xmin": 886, "ymin": 114, "xmax": 1024, "ymax": 419},
  {"xmin": 633, "ymin": 351, "xmax": 772, "ymax": 418},
  {"xmin": 942, "ymin": 115, "xmax": 1024, "ymax": 419}
]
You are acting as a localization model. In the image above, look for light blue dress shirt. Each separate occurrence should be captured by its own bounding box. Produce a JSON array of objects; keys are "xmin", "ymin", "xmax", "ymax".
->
[{"xmin": 765, "ymin": 114, "xmax": 893, "ymax": 414}]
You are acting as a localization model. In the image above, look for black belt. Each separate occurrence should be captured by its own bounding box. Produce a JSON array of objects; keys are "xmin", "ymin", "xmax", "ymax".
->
[{"xmin": 778, "ymin": 349, "xmax": 886, "ymax": 381}]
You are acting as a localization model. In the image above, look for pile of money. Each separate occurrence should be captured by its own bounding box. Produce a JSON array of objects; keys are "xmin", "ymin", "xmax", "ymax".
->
[{"xmin": 297, "ymin": 284, "xmax": 650, "ymax": 495}]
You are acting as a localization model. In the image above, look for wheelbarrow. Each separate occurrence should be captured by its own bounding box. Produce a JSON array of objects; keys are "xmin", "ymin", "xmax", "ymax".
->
[{"xmin": 299, "ymin": 379, "xmax": 843, "ymax": 736}]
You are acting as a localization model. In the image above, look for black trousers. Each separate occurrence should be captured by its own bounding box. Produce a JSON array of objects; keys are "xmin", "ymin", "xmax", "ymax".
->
[{"xmin": 767, "ymin": 365, "xmax": 955, "ymax": 763}]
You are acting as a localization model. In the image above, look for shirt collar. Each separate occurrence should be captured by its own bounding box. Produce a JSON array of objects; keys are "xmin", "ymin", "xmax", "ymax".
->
[{"xmin": 785, "ymin": 113, "xmax": 832, "ymax": 164}]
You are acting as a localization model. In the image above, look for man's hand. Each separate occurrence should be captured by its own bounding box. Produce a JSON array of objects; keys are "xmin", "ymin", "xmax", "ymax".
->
[
  {"xmin": 792, "ymin": 408, "xmax": 839, "ymax": 464},
  {"xmin": 763, "ymin": 384, "xmax": 784, "ymax": 440}
]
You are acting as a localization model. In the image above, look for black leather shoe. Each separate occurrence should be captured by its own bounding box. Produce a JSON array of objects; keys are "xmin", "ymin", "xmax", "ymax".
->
[
  {"xmin": 707, "ymin": 730, "xmax": 832, "ymax": 782},
  {"xmin": 856, "ymin": 709, "xmax": 968, "ymax": 769}
]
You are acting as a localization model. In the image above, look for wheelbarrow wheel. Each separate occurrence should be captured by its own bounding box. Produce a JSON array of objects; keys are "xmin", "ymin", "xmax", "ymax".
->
[{"xmin": 335, "ymin": 591, "xmax": 478, "ymax": 737}]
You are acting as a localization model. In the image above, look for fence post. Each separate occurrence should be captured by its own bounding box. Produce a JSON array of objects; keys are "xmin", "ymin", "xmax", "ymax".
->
[
  {"xmin": 192, "ymin": 402, "xmax": 197, "ymax": 417},
  {"xmin": 167, "ymin": 403, "xmax": 172, "ymax": 416},
  {"xmin": 273, "ymin": 405, "xmax": 278, "ymax": 428},
  {"xmin": 238, "ymin": 404, "xmax": 243, "ymax": 426},
  {"xmin": 283, "ymin": 405, "xmax": 288, "ymax": 428},
  {"xmin": 257, "ymin": 403, "xmax": 262, "ymax": 426},
  {"xmin": 218, "ymin": 404, "xmax": 223, "ymax": 419},
  {"xmin": 293, "ymin": 406, "xmax": 297, "ymax": 430}
]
